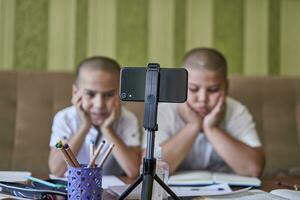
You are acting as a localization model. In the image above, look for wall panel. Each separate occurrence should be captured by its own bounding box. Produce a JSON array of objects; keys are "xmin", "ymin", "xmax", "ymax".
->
[{"xmin": 0, "ymin": 0, "xmax": 299, "ymax": 76}]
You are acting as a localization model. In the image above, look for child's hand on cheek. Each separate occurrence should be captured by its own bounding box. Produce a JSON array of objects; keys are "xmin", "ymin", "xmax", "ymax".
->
[
  {"xmin": 177, "ymin": 102, "xmax": 203, "ymax": 133},
  {"xmin": 203, "ymin": 92, "xmax": 225, "ymax": 133},
  {"xmin": 101, "ymin": 97, "xmax": 120, "ymax": 132},
  {"xmin": 72, "ymin": 91, "xmax": 91, "ymax": 130}
]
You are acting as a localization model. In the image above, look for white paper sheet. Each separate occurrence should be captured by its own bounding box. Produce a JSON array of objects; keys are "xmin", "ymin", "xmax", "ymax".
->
[
  {"xmin": 270, "ymin": 189, "xmax": 300, "ymax": 200},
  {"xmin": 102, "ymin": 176, "xmax": 125, "ymax": 189},
  {"xmin": 0, "ymin": 171, "xmax": 31, "ymax": 183},
  {"xmin": 170, "ymin": 183, "xmax": 232, "ymax": 197}
]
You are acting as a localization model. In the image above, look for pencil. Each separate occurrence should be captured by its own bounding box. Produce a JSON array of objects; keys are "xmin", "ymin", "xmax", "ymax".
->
[
  {"xmin": 98, "ymin": 143, "xmax": 115, "ymax": 168},
  {"xmin": 63, "ymin": 143, "xmax": 80, "ymax": 167},
  {"xmin": 55, "ymin": 140, "xmax": 76, "ymax": 167},
  {"xmin": 87, "ymin": 140, "xmax": 105, "ymax": 168},
  {"xmin": 26, "ymin": 176, "xmax": 66, "ymax": 189},
  {"xmin": 89, "ymin": 142, "xmax": 94, "ymax": 162}
]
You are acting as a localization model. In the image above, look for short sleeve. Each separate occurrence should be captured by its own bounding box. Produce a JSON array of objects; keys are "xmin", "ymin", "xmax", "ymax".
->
[
  {"xmin": 118, "ymin": 108, "xmax": 141, "ymax": 147},
  {"xmin": 225, "ymin": 98, "xmax": 262, "ymax": 148},
  {"xmin": 49, "ymin": 110, "xmax": 74, "ymax": 147},
  {"xmin": 142, "ymin": 103, "xmax": 176, "ymax": 149}
]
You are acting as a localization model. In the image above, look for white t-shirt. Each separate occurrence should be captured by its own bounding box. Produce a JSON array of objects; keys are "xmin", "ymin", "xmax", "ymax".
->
[
  {"xmin": 142, "ymin": 97, "xmax": 261, "ymax": 172},
  {"xmin": 50, "ymin": 105, "xmax": 140, "ymax": 176}
]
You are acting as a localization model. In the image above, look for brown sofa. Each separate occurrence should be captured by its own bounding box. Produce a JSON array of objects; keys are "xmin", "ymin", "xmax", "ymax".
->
[{"xmin": 0, "ymin": 70, "xmax": 299, "ymax": 177}]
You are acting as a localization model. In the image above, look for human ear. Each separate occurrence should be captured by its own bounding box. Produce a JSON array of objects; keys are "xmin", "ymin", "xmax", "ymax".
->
[
  {"xmin": 224, "ymin": 79, "xmax": 229, "ymax": 96},
  {"xmin": 71, "ymin": 84, "xmax": 80, "ymax": 105},
  {"xmin": 72, "ymin": 84, "xmax": 78, "ymax": 96}
]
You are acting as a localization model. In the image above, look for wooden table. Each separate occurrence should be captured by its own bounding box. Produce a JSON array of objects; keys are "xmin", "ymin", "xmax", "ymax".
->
[
  {"xmin": 102, "ymin": 175, "xmax": 300, "ymax": 200},
  {"xmin": 261, "ymin": 174, "xmax": 300, "ymax": 192}
]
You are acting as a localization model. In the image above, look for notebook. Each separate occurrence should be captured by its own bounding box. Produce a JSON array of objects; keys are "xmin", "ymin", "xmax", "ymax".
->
[
  {"xmin": 0, "ymin": 181, "xmax": 67, "ymax": 199},
  {"xmin": 0, "ymin": 193, "xmax": 30, "ymax": 200},
  {"xmin": 195, "ymin": 189, "xmax": 300, "ymax": 200},
  {"xmin": 168, "ymin": 171, "xmax": 261, "ymax": 187}
]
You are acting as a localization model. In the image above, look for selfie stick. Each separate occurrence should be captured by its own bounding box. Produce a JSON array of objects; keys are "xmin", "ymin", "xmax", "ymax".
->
[{"xmin": 119, "ymin": 63, "xmax": 180, "ymax": 200}]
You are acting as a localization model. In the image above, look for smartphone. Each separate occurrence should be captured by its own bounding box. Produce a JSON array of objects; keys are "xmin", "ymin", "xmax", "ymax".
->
[{"xmin": 119, "ymin": 67, "xmax": 188, "ymax": 103}]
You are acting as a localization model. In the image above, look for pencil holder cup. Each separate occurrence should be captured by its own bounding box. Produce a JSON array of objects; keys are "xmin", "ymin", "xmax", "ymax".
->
[{"xmin": 67, "ymin": 165, "xmax": 102, "ymax": 200}]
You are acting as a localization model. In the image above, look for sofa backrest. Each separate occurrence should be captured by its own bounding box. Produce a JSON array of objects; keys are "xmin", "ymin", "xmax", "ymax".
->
[
  {"xmin": 229, "ymin": 76, "xmax": 300, "ymax": 176},
  {"xmin": 0, "ymin": 71, "xmax": 299, "ymax": 176}
]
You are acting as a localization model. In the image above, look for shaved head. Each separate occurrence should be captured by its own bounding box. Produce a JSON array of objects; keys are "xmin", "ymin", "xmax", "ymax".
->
[
  {"xmin": 182, "ymin": 48, "xmax": 227, "ymax": 80},
  {"xmin": 76, "ymin": 56, "xmax": 120, "ymax": 85}
]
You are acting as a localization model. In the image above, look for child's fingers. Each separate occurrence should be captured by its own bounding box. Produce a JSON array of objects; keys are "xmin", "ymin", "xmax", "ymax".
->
[
  {"xmin": 74, "ymin": 96, "xmax": 82, "ymax": 106},
  {"xmin": 71, "ymin": 95, "xmax": 76, "ymax": 105},
  {"xmin": 115, "ymin": 97, "xmax": 120, "ymax": 109},
  {"xmin": 185, "ymin": 102, "xmax": 194, "ymax": 112},
  {"xmin": 75, "ymin": 98, "xmax": 83, "ymax": 110},
  {"xmin": 176, "ymin": 103, "xmax": 183, "ymax": 116},
  {"xmin": 177, "ymin": 103, "xmax": 186, "ymax": 121},
  {"xmin": 72, "ymin": 92, "xmax": 82, "ymax": 105},
  {"xmin": 180, "ymin": 103, "xmax": 189, "ymax": 117},
  {"xmin": 114, "ymin": 97, "xmax": 121, "ymax": 116},
  {"xmin": 212, "ymin": 93, "xmax": 225, "ymax": 115}
]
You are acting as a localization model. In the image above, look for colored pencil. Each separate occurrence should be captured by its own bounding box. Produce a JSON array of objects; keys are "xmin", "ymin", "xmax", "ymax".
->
[
  {"xmin": 98, "ymin": 143, "xmax": 115, "ymax": 168},
  {"xmin": 89, "ymin": 142, "xmax": 94, "ymax": 162},
  {"xmin": 55, "ymin": 140, "xmax": 76, "ymax": 167},
  {"xmin": 26, "ymin": 176, "xmax": 66, "ymax": 189},
  {"xmin": 87, "ymin": 140, "xmax": 105, "ymax": 168},
  {"xmin": 63, "ymin": 143, "xmax": 80, "ymax": 167}
]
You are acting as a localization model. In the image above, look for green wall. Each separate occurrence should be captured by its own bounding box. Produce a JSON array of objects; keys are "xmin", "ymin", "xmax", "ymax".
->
[{"xmin": 0, "ymin": 0, "xmax": 299, "ymax": 75}]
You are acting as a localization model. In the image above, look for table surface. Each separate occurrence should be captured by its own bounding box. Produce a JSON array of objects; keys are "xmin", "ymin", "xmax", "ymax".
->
[{"xmin": 102, "ymin": 174, "xmax": 300, "ymax": 200}]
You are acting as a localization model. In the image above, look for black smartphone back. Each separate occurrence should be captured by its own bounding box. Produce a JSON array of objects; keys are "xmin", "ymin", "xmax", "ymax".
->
[{"xmin": 119, "ymin": 67, "xmax": 188, "ymax": 103}]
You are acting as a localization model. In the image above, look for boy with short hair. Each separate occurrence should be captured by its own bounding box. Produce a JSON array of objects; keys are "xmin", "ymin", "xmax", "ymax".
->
[
  {"xmin": 148, "ymin": 48, "xmax": 265, "ymax": 177},
  {"xmin": 49, "ymin": 56, "xmax": 140, "ymax": 178}
]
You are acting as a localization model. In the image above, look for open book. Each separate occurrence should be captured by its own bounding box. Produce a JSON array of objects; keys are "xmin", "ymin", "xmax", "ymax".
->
[
  {"xmin": 168, "ymin": 171, "xmax": 261, "ymax": 187},
  {"xmin": 195, "ymin": 189, "xmax": 300, "ymax": 200}
]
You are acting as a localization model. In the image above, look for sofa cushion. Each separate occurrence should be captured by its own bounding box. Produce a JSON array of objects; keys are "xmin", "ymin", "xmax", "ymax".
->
[{"xmin": 230, "ymin": 76, "xmax": 300, "ymax": 175}]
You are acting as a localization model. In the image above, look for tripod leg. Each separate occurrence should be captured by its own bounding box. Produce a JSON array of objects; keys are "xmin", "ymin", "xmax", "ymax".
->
[
  {"xmin": 154, "ymin": 174, "xmax": 181, "ymax": 200},
  {"xmin": 119, "ymin": 175, "xmax": 143, "ymax": 200},
  {"xmin": 141, "ymin": 174, "xmax": 154, "ymax": 200}
]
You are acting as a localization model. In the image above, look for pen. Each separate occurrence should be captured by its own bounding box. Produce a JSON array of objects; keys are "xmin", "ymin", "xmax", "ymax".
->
[
  {"xmin": 25, "ymin": 176, "xmax": 66, "ymax": 189},
  {"xmin": 63, "ymin": 143, "xmax": 80, "ymax": 167}
]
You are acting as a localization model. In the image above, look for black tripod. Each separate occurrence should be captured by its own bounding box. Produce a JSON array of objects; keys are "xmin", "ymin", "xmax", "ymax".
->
[{"xmin": 119, "ymin": 63, "xmax": 181, "ymax": 200}]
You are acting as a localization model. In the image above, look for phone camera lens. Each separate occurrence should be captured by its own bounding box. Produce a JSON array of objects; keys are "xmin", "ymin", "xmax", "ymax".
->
[{"xmin": 121, "ymin": 92, "xmax": 127, "ymax": 99}]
